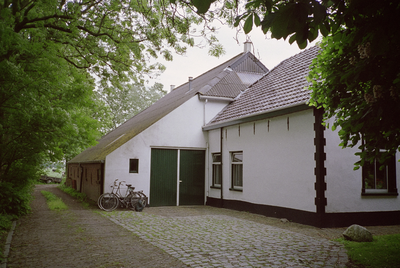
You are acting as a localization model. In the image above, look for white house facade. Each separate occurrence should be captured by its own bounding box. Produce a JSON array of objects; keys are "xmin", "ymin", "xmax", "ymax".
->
[
  {"xmin": 68, "ymin": 45, "xmax": 400, "ymax": 227},
  {"xmin": 203, "ymin": 46, "xmax": 400, "ymax": 227},
  {"xmin": 67, "ymin": 44, "xmax": 269, "ymax": 207}
]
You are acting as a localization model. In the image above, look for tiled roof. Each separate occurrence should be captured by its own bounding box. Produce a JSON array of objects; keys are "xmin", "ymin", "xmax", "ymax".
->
[
  {"xmin": 207, "ymin": 46, "xmax": 319, "ymax": 125},
  {"xmin": 69, "ymin": 52, "xmax": 268, "ymax": 163}
]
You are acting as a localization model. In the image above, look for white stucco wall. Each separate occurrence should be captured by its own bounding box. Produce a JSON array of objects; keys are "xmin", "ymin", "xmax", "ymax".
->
[
  {"xmin": 103, "ymin": 96, "xmax": 229, "ymax": 201},
  {"xmin": 324, "ymin": 121, "xmax": 400, "ymax": 213},
  {"xmin": 208, "ymin": 109, "xmax": 317, "ymax": 212}
]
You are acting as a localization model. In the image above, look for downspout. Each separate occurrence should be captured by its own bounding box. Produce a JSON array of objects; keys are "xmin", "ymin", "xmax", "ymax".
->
[
  {"xmin": 203, "ymin": 98, "xmax": 208, "ymax": 126},
  {"xmin": 314, "ymin": 107, "xmax": 327, "ymax": 227},
  {"xmin": 220, "ymin": 127, "xmax": 224, "ymax": 207},
  {"xmin": 79, "ymin": 163, "xmax": 83, "ymax": 192}
]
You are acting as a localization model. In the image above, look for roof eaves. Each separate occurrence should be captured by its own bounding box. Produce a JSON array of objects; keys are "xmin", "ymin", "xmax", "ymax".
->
[
  {"xmin": 197, "ymin": 93, "xmax": 234, "ymax": 102},
  {"xmin": 203, "ymin": 102, "xmax": 311, "ymax": 131}
]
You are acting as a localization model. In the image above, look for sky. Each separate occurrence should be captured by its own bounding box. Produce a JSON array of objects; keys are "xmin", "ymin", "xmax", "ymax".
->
[{"xmin": 149, "ymin": 22, "xmax": 319, "ymax": 92}]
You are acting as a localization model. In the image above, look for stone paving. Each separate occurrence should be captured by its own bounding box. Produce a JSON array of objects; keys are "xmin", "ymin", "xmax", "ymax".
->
[{"xmin": 102, "ymin": 210, "xmax": 348, "ymax": 268}]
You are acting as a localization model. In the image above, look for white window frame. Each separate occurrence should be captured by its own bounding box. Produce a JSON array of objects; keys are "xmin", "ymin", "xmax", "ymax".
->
[
  {"xmin": 212, "ymin": 153, "xmax": 222, "ymax": 188},
  {"xmin": 231, "ymin": 151, "xmax": 243, "ymax": 191}
]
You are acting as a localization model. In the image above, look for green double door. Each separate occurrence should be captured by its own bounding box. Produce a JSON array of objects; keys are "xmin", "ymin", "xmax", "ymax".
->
[{"xmin": 150, "ymin": 148, "xmax": 205, "ymax": 206}]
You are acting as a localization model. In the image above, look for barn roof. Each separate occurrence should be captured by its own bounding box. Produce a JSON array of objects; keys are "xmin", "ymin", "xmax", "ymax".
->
[
  {"xmin": 204, "ymin": 46, "xmax": 319, "ymax": 130},
  {"xmin": 69, "ymin": 51, "xmax": 268, "ymax": 163}
]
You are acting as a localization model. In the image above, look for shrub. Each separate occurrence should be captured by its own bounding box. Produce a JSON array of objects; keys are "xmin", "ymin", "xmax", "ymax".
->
[
  {"xmin": 41, "ymin": 191, "xmax": 68, "ymax": 211},
  {"xmin": 58, "ymin": 184, "xmax": 87, "ymax": 202},
  {"xmin": 0, "ymin": 181, "xmax": 33, "ymax": 216}
]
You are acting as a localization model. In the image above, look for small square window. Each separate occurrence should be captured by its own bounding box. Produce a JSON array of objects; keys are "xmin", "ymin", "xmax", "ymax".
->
[{"xmin": 129, "ymin": 159, "xmax": 139, "ymax": 173}]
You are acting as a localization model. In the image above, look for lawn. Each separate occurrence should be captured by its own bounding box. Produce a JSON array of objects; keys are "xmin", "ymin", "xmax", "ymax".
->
[
  {"xmin": 41, "ymin": 191, "xmax": 68, "ymax": 211},
  {"xmin": 338, "ymin": 234, "xmax": 400, "ymax": 268}
]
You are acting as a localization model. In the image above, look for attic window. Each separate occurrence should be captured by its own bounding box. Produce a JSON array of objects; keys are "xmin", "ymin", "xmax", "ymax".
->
[{"xmin": 129, "ymin": 159, "xmax": 139, "ymax": 173}]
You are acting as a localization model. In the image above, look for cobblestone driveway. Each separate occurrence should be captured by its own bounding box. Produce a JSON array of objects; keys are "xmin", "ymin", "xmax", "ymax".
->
[{"xmin": 103, "ymin": 209, "xmax": 348, "ymax": 268}]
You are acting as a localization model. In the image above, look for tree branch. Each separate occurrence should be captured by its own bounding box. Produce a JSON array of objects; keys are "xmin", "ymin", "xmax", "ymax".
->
[{"xmin": 77, "ymin": 26, "xmax": 120, "ymax": 43}]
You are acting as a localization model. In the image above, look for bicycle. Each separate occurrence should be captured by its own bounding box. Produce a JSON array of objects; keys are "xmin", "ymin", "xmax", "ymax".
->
[
  {"xmin": 98, "ymin": 179, "xmax": 145, "ymax": 212},
  {"xmin": 135, "ymin": 189, "xmax": 148, "ymax": 207}
]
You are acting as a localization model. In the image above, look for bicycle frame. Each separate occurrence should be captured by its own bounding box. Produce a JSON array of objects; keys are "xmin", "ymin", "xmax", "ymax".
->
[{"xmin": 98, "ymin": 179, "xmax": 146, "ymax": 211}]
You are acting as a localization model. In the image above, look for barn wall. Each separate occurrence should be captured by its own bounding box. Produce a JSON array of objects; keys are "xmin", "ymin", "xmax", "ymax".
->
[
  {"xmin": 67, "ymin": 163, "xmax": 82, "ymax": 191},
  {"xmin": 80, "ymin": 163, "xmax": 103, "ymax": 202},
  {"xmin": 104, "ymin": 96, "xmax": 227, "ymax": 204}
]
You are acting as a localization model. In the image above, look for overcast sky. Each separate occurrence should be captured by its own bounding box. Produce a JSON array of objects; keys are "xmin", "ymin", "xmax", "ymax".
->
[{"xmin": 149, "ymin": 22, "xmax": 319, "ymax": 92}]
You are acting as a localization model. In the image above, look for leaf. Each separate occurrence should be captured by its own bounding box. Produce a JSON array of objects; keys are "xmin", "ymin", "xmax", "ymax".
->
[
  {"xmin": 234, "ymin": 16, "xmax": 241, "ymax": 27},
  {"xmin": 297, "ymin": 39, "xmax": 308, "ymax": 49},
  {"xmin": 244, "ymin": 14, "xmax": 254, "ymax": 34},
  {"xmin": 313, "ymin": 2, "xmax": 326, "ymax": 24},
  {"xmin": 191, "ymin": 0, "xmax": 213, "ymax": 14},
  {"xmin": 271, "ymin": 3, "xmax": 297, "ymax": 39},
  {"xmin": 308, "ymin": 27, "xmax": 318, "ymax": 42},
  {"xmin": 289, "ymin": 34, "xmax": 297, "ymax": 44},
  {"xmin": 254, "ymin": 13, "xmax": 261, "ymax": 27}
]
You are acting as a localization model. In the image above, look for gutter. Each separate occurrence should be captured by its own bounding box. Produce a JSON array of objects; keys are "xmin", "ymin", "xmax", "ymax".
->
[
  {"xmin": 198, "ymin": 94, "xmax": 234, "ymax": 103},
  {"xmin": 67, "ymin": 160, "xmax": 105, "ymax": 164},
  {"xmin": 203, "ymin": 102, "xmax": 312, "ymax": 131}
]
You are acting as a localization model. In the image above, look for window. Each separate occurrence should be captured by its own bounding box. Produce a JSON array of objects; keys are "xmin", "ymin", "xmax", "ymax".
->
[
  {"xmin": 362, "ymin": 152, "xmax": 397, "ymax": 195},
  {"xmin": 231, "ymin": 152, "xmax": 243, "ymax": 191},
  {"xmin": 129, "ymin": 159, "xmax": 139, "ymax": 173},
  {"xmin": 212, "ymin": 153, "xmax": 221, "ymax": 188}
]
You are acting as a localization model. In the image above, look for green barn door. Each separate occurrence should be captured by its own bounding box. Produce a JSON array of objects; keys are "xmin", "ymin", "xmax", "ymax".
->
[
  {"xmin": 150, "ymin": 148, "xmax": 178, "ymax": 206},
  {"xmin": 179, "ymin": 150, "xmax": 205, "ymax": 205}
]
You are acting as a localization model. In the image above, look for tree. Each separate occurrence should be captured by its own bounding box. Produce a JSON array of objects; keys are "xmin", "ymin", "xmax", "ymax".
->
[
  {"xmin": 189, "ymin": 0, "xmax": 400, "ymax": 166},
  {"xmin": 96, "ymin": 82, "xmax": 167, "ymax": 132},
  {"xmin": 0, "ymin": 0, "xmax": 223, "ymax": 216},
  {"xmin": 308, "ymin": 1, "xmax": 400, "ymax": 168}
]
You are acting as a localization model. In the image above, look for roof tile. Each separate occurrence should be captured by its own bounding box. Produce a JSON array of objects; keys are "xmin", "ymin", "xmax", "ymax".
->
[{"xmin": 208, "ymin": 46, "xmax": 319, "ymax": 125}]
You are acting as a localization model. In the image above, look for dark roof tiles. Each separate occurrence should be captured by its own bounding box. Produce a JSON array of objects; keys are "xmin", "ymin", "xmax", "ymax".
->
[{"xmin": 208, "ymin": 46, "xmax": 319, "ymax": 124}]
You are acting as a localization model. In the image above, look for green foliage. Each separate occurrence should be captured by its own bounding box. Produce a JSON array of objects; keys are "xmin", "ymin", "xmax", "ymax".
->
[
  {"xmin": 0, "ymin": 180, "xmax": 33, "ymax": 216},
  {"xmin": 308, "ymin": 1, "xmax": 400, "ymax": 168},
  {"xmin": 41, "ymin": 190, "xmax": 68, "ymax": 211},
  {"xmin": 95, "ymin": 82, "xmax": 167, "ymax": 132},
  {"xmin": 58, "ymin": 184, "xmax": 88, "ymax": 205},
  {"xmin": 338, "ymin": 234, "xmax": 400, "ymax": 268},
  {"xmin": 0, "ymin": 0, "xmax": 223, "ymax": 202},
  {"xmin": 0, "ymin": 213, "xmax": 14, "ymax": 235},
  {"xmin": 193, "ymin": 0, "xmax": 400, "ymax": 166}
]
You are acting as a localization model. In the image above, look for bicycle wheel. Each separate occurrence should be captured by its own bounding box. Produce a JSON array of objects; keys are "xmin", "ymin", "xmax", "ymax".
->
[
  {"xmin": 139, "ymin": 192, "xmax": 147, "ymax": 207},
  {"xmin": 98, "ymin": 193, "xmax": 119, "ymax": 211},
  {"xmin": 130, "ymin": 193, "xmax": 142, "ymax": 211}
]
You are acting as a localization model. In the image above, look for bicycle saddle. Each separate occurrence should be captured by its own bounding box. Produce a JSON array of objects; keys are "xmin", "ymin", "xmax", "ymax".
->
[{"xmin": 126, "ymin": 184, "xmax": 135, "ymax": 189}]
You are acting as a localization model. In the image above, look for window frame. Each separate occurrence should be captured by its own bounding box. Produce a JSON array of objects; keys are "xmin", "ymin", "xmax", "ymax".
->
[
  {"xmin": 230, "ymin": 151, "xmax": 243, "ymax": 192},
  {"xmin": 211, "ymin": 153, "xmax": 222, "ymax": 188},
  {"xmin": 362, "ymin": 151, "xmax": 398, "ymax": 196},
  {"xmin": 129, "ymin": 158, "xmax": 139, "ymax": 174}
]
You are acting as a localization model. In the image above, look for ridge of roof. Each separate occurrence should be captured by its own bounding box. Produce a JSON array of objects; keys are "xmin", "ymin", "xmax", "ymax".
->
[
  {"xmin": 69, "ymin": 51, "xmax": 269, "ymax": 164},
  {"xmin": 230, "ymin": 52, "xmax": 270, "ymax": 73}
]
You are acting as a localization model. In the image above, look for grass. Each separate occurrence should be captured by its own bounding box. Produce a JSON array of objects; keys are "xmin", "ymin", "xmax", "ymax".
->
[
  {"xmin": 58, "ymin": 184, "xmax": 90, "ymax": 208},
  {"xmin": 337, "ymin": 234, "xmax": 400, "ymax": 268},
  {"xmin": 41, "ymin": 191, "xmax": 68, "ymax": 211}
]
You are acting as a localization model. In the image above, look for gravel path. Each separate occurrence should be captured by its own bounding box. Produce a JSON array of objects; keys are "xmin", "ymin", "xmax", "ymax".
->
[
  {"xmin": 4, "ymin": 184, "xmax": 400, "ymax": 268},
  {"xmin": 5, "ymin": 185, "xmax": 187, "ymax": 268}
]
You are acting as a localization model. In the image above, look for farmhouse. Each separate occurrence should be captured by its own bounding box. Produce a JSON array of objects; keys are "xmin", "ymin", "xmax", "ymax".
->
[
  {"xmin": 67, "ymin": 42, "xmax": 269, "ymax": 204},
  {"xmin": 68, "ymin": 44, "xmax": 400, "ymax": 227}
]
